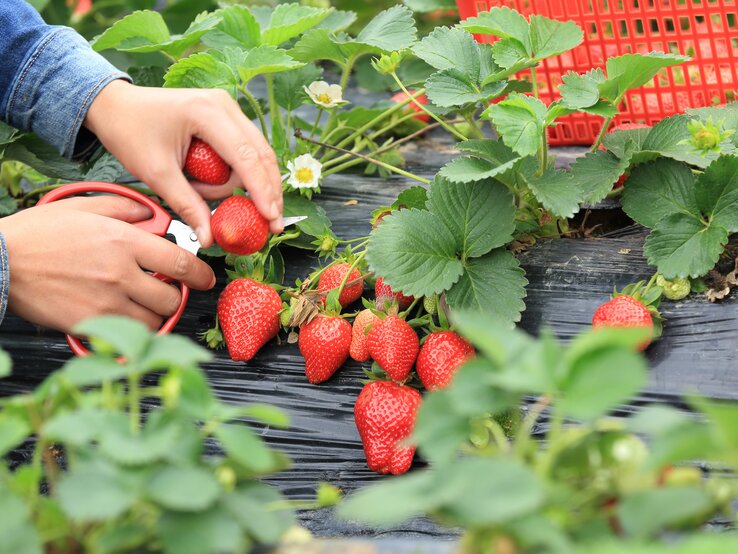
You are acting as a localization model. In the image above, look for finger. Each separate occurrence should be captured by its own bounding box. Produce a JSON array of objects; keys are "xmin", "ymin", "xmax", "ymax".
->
[
  {"xmin": 128, "ymin": 272, "xmax": 183, "ymax": 317},
  {"xmin": 130, "ymin": 229, "xmax": 216, "ymax": 291},
  {"xmin": 118, "ymin": 300, "xmax": 164, "ymax": 331},
  {"xmin": 144, "ymin": 160, "xmax": 215, "ymax": 247},
  {"xmin": 190, "ymin": 176, "xmax": 239, "ymax": 201},
  {"xmin": 53, "ymin": 195, "xmax": 152, "ymax": 223},
  {"xmin": 196, "ymin": 115, "xmax": 283, "ymax": 231}
]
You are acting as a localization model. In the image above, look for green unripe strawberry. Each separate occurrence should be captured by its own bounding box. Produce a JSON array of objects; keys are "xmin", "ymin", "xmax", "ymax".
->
[{"xmin": 656, "ymin": 275, "xmax": 691, "ymax": 300}]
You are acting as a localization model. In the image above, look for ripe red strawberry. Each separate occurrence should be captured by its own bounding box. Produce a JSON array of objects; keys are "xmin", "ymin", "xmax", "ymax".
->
[
  {"xmin": 211, "ymin": 196, "xmax": 269, "ymax": 256},
  {"xmin": 354, "ymin": 381, "xmax": 422, "ymax": 475},
  {"xmin": 217, "ymin": 278, "xmax": 282, "ymax": 362},
  {"xmin": 366, "ymin": 315, "xmax": 419, "ymax": 382},
  {"xmin": 391, "ymin": 90, "xmax": 430, "ymax": 123},
  {"xmin": 350, "ymin": 309, "xmax": 380, "ymax": 362},
  {"xmin": 416, "ymin": 331, "xmax": 475, "ymax": 391},
  {"xmin": 375, "ymin": 277, "xmax": 414, "ymax": 310},
  {"xmin": 592, "ymin": 295, "xmax": 654, "ymax": 351},
  {"xmin": 185, "ymin": 139, "xmax": 230, "ymax": 185},
  {"xmin": 299, "ymin": 315, "xmax": 352, "ymax": 384},
  {"xmin": 317, "ymin": 263, "xmax": 364, "ymax": 308}
]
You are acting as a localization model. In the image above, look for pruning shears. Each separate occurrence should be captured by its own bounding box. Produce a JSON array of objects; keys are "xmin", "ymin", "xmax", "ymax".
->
[{"xmin": 37, "ymin": 182, "xmax": 305, "ymax": 356}]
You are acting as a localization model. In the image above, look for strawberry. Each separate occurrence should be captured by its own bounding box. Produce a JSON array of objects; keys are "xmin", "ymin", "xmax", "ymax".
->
[
  {"xmin": 211, "ymin": 196, "xmax": 269, "ymax": 256},
  {"xmin": 375, "ymin": 277, "xmax": 414, "ymax": 310},
  {"xmin": 354, "ymin": 381, "xmax": 422, "ymax": 475},
  {"xmin": 350, "ymin": 309, "xmax": 380, "ymax": 362},
  {"xmin": 185, "ymin": 138, "xmax": 230, "ymax": 185},
  {"xmin": 592, "ymin": 295, "xmax": 654, "ymax": 351},
  {"xmin": 299, "ymin": 315, "xmax": 352, "ymax": 384},
  {"xmin": 366, "ymin": 315, "xmax": 419, "ymax": 382},
  {"xmin": 68, "ymin": 0, "xmax": 92, "ymax": 15},
  {"xmin": 416, "ymin": 331, "xmax": 475, "ymax": 391},
  {"xmin": 391, "ymin": 91, "xmax": 430, "ymax": 123},
  {"xmin": 317, "ymin": 263, "xmax": 364, "ymax": 308},
  {"xmin": 217, "ymin": 278, "xmax": 282, "ymax": 362}
]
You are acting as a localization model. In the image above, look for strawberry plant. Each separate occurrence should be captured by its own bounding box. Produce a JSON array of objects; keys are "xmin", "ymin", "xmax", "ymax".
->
[
  {"xmin": 339, "ymin": 312, "xmax": 738, "ymax": 552},
  {"xmin": 0, "ymin": 315, "xmax": 343, "ymax": 554}
]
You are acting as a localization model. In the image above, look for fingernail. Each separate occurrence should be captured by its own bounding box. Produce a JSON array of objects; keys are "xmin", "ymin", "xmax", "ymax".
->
[
  {"xmin": 269, "ymin": 200, "xmax": 280, "ymax": 220},
  {"xmin": 196, "ymin": 226, "xmax": 208, "ymax": 243}
]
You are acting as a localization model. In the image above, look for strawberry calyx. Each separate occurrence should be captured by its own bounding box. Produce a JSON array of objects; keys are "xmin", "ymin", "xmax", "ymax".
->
[
  {"xmin": 361, "ymin": 363, "xmax": 421, "ymax": 389},
  {"xmin": 198, "ymin": 317, "xmax": 224, "ymax": 350}
]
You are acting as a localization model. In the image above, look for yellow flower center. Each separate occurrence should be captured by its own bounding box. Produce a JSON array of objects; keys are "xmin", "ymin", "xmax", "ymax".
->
[
  {"xmin": 295, "ymin": 167, "xmax": 314, "ymax": 183},
  {"xmin": 316, "ymin": 93, "xmax": 333, "ymax": 104}
]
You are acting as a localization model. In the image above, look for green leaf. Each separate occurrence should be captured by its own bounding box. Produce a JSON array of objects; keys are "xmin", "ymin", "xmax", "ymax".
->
[
  {"xmin": 393, "ymin": 186, "xmax": 428, "ymax": 211},
  {"xmin": 695, "ymin": 154, "xmax": 738, "ymax": 232},
  {"xmin": 73, "ymin": 315, "xmax": 152, "ymax": 361},
  {"xmin": 490, "ymin": 38, "xmax": 529, "ymax": 70},
  {"xmin": 529, "ymin": 15, "xmax": 583, "ymax": 59},
  {"xmin": 352, "ymin": 4, "xmax": 417, "ymax": 53},
  {"xmin": 261, "ymin": 4, "xmax": 331, "ymax": 46},
  {"xmin": 157, "ymin": 506, "xmax": 245, "ymax": 554},
  {"xmin": 0, "ymin": 484, "xmax": 42, "ymax": 554},
  {"xmin": 128, "ymin": 65, "xmax": 166, "ymax": 87},
  {"xmin": 602, "ymin": 126, "xmax": 652, "ymax": 159},
  {"xmin": 412, "ymin": 26, "xmax": 480, "ymax": 79},
  {"xmin": 273, "ymin": 63, "xmax": 323, "ymax": 111},
  {"xmin": 0, "ymin": 349, "xmax": 10, "ymax": 378},
  {"xmin": 316, "ymin": 10, "xmax": 358, "ymax": 32},
  {"xmin": 215, "ymin": 424, "xmax": 279, "ymax": 474},
  {"xmin": 43, "ymin": 408, "xmax": 106, "ymax": 447},
  {"xmin": 524, "ymin": 167, "xmax": 583, "ymax": 219},
  {"xmin": 163, "ymin": 52, "xmax": 238, "ymax": 97},
  {"xmin": 559, "ymin": 69, "xmax": 606, "ymax": 108},
  {"xmin": 366, "ymin": 209, "xmax": 464, "ymax": 297},
  {"xmin": 641, "ymin": 114, "xmax": 725, "ymax": 168},
  {"xmin": 452, "ymin": 310, "xmax": 535, "ymax": 365},
  {"xmin": 236, "ymin": 45, "xmax": 304, "ymax": 83},
  {"xmin": 148, "ymin": 466, "xmax": 220, "ymax": 512},
  {"xmin": 621, "ymin": 159, "xmax": 699, "ymax": 228},
  {"xmin": 569, "ymin": 148, "xmax": 632, "ymax": 205},
  {"xmin": 0, "ymin": 188, "xmax": 17, "ymax": 217},
  {"xmin": 427, "ymin": 176, "xmax": 515, "ymax": 258},
  {"xmin": 85, "ymin": 152, "xmax": 129, "ymax": 183},
  {"xmin": 617, "ymin": 487, "xmax": 714, "ymax": 538},
  {"xmin": 445, "ymin": 249, "xmax": 527, "ymax": 322},
  {"xmin": 3, "ymin": 136, "xmax": 82, "ymax": 181},
  {"xmin": 426, "ymin": 69, "xmax": 507, "ymax": 107},
  {"xmin": 290, "ymin": 28, "xmax": 346, "ymax": 64},
  {"xmin": 441, "ymin": 139, "xmax": 521, "ymax": 185},
  {"xmin": 404, "ymin": 0, "xmax": 456, "ymax": 11},
  {"xmin": 58, "ymin": 355, "xmax": 132, "ymax": 386},
  {"xmin": 413, "ymin": 392, "xmax": 470, "ymax": 463},
  {"xmin": 0, "ymin": 415, "xmax": 30, "ymax": 457},
  {"xmin": 100, "ymin": 417, "xmax": 181, "ymax": 466},
  {"xmin": 560, "ymin": 341, "xmax": 648, "ymax": 420},
  {"xmin": 141, "ymin": 333, "xmax": 212, "ymax": 370},
  {"xmin": 202, "ymin": 6, "xmax": 261, "ymax": 50},
  {"xmin": 223, "ymin": 483, "xmax": 294, "ymax": 544},
  {"xmin": 644, "ymin": 212, "xmax": 728, "ymax": 278},
  {"xmin": 240, "ymin": 404, "xmax": 290, "ymax": 428},
  {"xmin": 600, "ymin": 53, "xmax": 690, "ymax": 102},
  {"xmin": 282, "ymin": 191, "xmax": 334, "ymax": 239},
  {"xmin": 58, "ymin": 467, "xmax": 137, "ymax": 522},
  {"xmin": 484, "ymin": 93, "xmax": 546, "ymax": 157},
  {"xmin": 459, "ymin": 7, "xmax": 531, "ymax": 55}
]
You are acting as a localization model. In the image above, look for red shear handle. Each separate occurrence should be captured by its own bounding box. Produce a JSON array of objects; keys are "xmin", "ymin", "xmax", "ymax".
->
[
  {"xmin": 66, "ymin": 274, "xmax": 190, "ymax": 357},
  {"xmin": 36, "ymin": 182, "xmax": 172, "ymax": 236}
]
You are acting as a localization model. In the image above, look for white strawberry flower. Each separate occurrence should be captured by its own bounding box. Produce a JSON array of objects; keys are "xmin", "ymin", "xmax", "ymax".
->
[
  {"xmin": 304, "ymin": 80, "xmax": 347, "ymax": 109},
  {"xmin": 285, "ymin": 154, "xmax": 322, "ymax": 189}
]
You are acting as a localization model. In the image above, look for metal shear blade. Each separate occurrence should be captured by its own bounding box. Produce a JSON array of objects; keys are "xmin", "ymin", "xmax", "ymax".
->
[{"xmin": 167, "ymin": 215, "xmax": 308, "ymax": 254}]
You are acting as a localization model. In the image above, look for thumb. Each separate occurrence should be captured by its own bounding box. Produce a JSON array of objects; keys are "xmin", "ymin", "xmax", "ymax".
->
[
  {"xmin": 146, "ymin": 163, "xmax": 214, "ymax": 247},
  {"xmin": 57, "ymin": 195, "xmax": 153, "ymax": 222}
]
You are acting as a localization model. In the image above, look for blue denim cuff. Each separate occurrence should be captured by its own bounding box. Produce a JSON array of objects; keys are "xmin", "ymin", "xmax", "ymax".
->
[
  {"xmin": 5, "ymin": 26, "xmax": 130, "ymax": 159},
  {"xmin": 0, "ymin": 232, "xmax": 9, "ymax": 324}
]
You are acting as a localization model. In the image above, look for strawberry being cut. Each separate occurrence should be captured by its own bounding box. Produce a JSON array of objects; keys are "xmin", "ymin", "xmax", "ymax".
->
[
  {"xmin": 592, "ymin": 295, "xmax": 654, "ymax": 351},
  {"xmin": 211, "ymin": 196, "xmax": 269, "ymax": 256},
  {"xmin": 354, "ymin": 381, "xmax": 422, "ymax": 475},
  {"xmin": 185, "ymin": 138, "xmax": 230, "ymax": 185},
  {"xmin": 299, "ymin": 315, "xmax": 352, "ymax": 384},
  {"xmin": 350, "ymin": 309, "xmax": 380, "ymax": 363},
  {"xmin": 217, "ymin": 278, "xmax": 282, "ymax": 362},
  {"xmin": 366, "ymin": 314, "xmax": 420, "ymax": 382},
  {"xmin": 391, "ymin": 90, "xmax": 430, "ymax": 123},
  {"xmin": 317, "ymin": 263, "xmax": 364, "ymax": 308},
  {"xmin": 416, "ymin": 331, "xmax": 475, "ymax": 391},
  {"xmin": 375, "ymin": 277, "xmax": 414, "ymax": 310}
]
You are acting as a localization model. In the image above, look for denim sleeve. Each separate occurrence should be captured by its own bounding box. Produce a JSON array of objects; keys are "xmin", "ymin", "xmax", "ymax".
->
[
  {"xmin": 0, "ymin": 232, "xmax": 8, "ymax": 324},
  {"xmin": 0, "ymin": 1, "xmax": 131, "ymax": 159}
]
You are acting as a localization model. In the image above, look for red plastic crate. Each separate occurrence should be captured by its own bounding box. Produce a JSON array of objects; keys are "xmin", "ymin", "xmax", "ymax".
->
[{"xmin": 456, "ymin": 0, "xmax": 738, "ymax": 145}]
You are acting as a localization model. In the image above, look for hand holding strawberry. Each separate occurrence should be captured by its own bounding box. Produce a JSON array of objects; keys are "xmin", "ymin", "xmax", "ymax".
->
[
  {"xmin": 185, "ymin": 139, "xmax": 231, "ymax": 185},
  {"xmin": 211, "ymin": 195, "xmax": 269, "ymax": 256}
]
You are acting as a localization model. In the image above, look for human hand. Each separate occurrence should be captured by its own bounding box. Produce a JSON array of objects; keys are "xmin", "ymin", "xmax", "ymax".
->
[
  {"xmin": 83, "ymin": 80, "xmax": 284, "ymax": 246},
  {"xmin": 0, "ymin": 196, "xmax": 215, "ymax": 333}
]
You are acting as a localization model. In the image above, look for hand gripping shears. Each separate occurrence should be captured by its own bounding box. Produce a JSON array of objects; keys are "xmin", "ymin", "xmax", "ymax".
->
[{"xmin": 37, "ymin": 182, "xmax": 305, "ymax": 356}]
